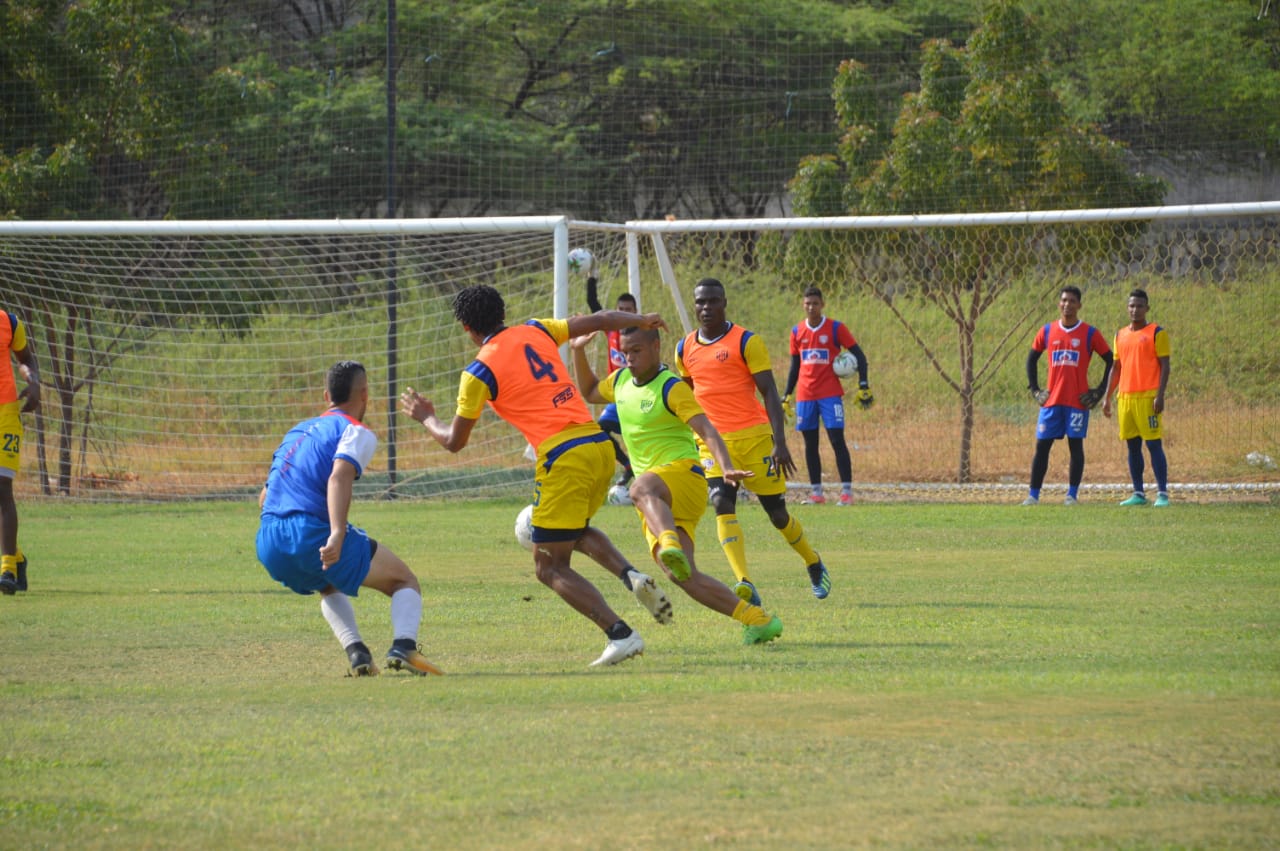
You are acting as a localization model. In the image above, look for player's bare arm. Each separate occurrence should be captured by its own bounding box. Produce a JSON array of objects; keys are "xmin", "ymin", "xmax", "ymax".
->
[
  {"xmin": 688, "ymin": 413, "xmax": 754, "ymax": 485},
  {"xmin": 753, "ymin": 370, "xmax": 796, "ymax": 477},
  {"xmin": 566, "ymin": 309, "xmax": 666, "ymax": 338},
  {"xmin": 569, "ymin": 333, "xmax": 606, "ymax": 404},
  {"xmin": 321, "ymin": 459, "xmax": 357, "ymax": 567},
  {"xmin": 399, "ymin": 386, "xmax": 478, "ymax": 453}
]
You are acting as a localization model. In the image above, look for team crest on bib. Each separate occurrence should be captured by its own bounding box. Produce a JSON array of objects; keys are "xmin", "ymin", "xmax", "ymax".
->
[{"xmin": 640, "ymin": 399, "xmax": 654, "ymax": 413}]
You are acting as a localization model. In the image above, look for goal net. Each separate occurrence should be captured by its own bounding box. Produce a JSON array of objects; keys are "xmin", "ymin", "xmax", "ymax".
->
[
  {"xmin": 578, "ymin": 202, "xmax": 1280, "ymax": 499},
  {"xmin": 1, "ymin": 217, "xmax": 575, "ymax": 502},
  {"xmin": 3, "ymin": 204, "xmax": 1278, "ymax": 503}
]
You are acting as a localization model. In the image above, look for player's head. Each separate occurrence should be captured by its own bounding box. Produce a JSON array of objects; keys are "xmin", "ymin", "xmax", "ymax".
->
[
  {"xmin": 453, "ymin": 285, "xmax": 505, "ymax": 339},
  {"xmin": 692, "ymin": 278, "xmax": 727, "ymax": 332},
  {"xmin": 326, "ymin": 360, "xmax": 368, "ymax": 418},
  {"xmin": 1058, "ymin": 285, "xmax": 1082, "ymax": 320},
  {"xmin": 1127, "ymin": 288, "xmax": 1150, "ymax": 322},
  {"xmin": 616, "ymin": 292, "xmax": 637, "ymax": 313},
  {"xmin": 618, "ymin": 326, "xmax": 662, "ymax": 379},
  {"xmin": 802, "ymin": 286, "xmax": 825, "ymax": 321}
]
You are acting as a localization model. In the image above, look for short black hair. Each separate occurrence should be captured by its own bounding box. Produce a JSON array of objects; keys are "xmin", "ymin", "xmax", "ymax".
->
[
  {"xmin": 803, "ymin": 286, "xmax": 823, "ymax": 300},
  {"xmin": 452, "ymin": 285, "xmax": 505, "ymax": 337},
  {"xmin": 1128, "ymin": 288, "xmax": 1149, "ymax": 304},
  {"xmin": 1061, "ymin": 285, "xmax": 1083, "ymax": 301},
  {"xmin": 620, "ymin": 326, "xmax": 659, "ymax": 345},
  {"xmin": 326, "ymin": 360, "xmax": 366, "ymax": 405},
  {"xmin": 694, "ymin": 277, "xmax": 725, "ymax": 294},
  {"xmin": 616, "ymin": 292, "xmax": 637, "ymax": 307}
]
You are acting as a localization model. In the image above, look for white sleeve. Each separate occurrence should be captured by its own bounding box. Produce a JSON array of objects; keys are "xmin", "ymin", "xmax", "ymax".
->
[{"xmin": 335, "ymin": 423, "xmax": 378, "ymax": 477}]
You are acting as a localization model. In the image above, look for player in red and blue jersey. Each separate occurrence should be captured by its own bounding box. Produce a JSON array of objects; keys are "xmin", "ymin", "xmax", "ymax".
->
[
  {"xmin": 0, "ymin": 310, "xmax": 40, "ymax": 595},
  {"xmin": 1023, "ymin": 286, "xmax": 1113, "ymax": 505},
  {"xmin": 781, "ymin": 286, "xmax": 872, "ymax": 506},
  {"xmin": 257, "ymin": 361, "xmax": 443, "ymax": 676}
]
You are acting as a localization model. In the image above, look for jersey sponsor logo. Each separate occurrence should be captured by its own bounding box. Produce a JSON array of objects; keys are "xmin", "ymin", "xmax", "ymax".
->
[
  {"xmin": 1050, "ymin": 349, "xmax": 1081, "ymax": 367},
  {"xmin": 801, "ymin": 348, "xmax": 831, "ymax": 364},
  {"xmin": 551, "ymin": 386, "xmax": 577, "ymax": 407}
]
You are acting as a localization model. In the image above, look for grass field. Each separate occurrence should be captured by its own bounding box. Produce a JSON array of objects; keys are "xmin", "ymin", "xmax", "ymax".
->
[{"xmin": 2, "ymin": 499, "xmax": 1278, "ymax": 849}]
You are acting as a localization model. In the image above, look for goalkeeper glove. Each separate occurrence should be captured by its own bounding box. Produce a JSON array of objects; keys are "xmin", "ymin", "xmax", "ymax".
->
[
  {"xmin": 1031, "ymin": 388, "xmax": 1050, "ymax": 406},
  {"xmin": 1079, "ymin": 388, "xmax": 1104, "ymax": 410},
  {"xmin": 854, "ymin": 383, "xmax": 874, "ymax": 410},
  {"xmin": 781, "ymin": 395, "xmax": 795, "ymax": 423}
]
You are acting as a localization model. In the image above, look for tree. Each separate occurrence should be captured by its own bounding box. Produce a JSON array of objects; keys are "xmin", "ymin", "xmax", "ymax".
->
[{"xmin": 787, "ymin": 0, "xmax": 1165, "ymax": 482}]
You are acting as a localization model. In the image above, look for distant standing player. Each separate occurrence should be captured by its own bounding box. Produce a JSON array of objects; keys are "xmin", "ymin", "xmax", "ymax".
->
[
  {"xmin": 399, "ymin": 285, "xmax": 673, "ymax": 667},
  {"xmin": 781, "ymin": 286, "xmax": 872, "ymax": 506},
  {"xmin": 1022, "ymin": 286, "xmax": 1113, "ymax": 506},
  {"xmin": 675, "ymin": 277, "xmax": 831, "ymax": 602},
  {"xmin": 1103, "ymin": 288, "xmax": 1171, "ymax": 507},
  {"xmin": 571, "ymin": 325, "xmax": 784, "ymax": 645},
  {"xmin": 585, "ymin": 261, "xmax": 637, "ymax": 491},
  {"xmin": 0, "ymin": 309, "xmax": 40, "ymax": 595},
  {"xmin": 257, "ymin": 361, "xmax": 443, "ymax": 676}
]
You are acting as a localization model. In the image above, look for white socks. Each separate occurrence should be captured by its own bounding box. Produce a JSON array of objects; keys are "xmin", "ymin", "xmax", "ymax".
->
[{"xmin": 321, "ymin": 592, "xmax": 360, "ymax": 648}]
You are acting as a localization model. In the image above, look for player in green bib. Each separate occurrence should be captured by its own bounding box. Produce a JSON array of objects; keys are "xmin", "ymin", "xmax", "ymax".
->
[{"xmin": 571, "ymin": 326, "xmax": 783, "ymax": 645}]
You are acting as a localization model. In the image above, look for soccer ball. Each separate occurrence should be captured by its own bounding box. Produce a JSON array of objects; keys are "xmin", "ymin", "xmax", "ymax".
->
[
  {"xmin": 568, "ymin": 247, "xmax": 594, "ymax": 274},
  {"xmin": 607, "ymin": 483, "xmax": 632, "ymax": 506},
  {"xmin": 514, "ymin": 504, "xmax": 535, "ymax": 551},
  {"xmin": 833, "ymin": 350, "xmax": 858, "ymax": 378}
]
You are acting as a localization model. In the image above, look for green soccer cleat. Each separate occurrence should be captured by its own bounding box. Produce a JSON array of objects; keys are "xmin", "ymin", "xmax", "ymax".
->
[
  {"xmin": 743, "ymin": 615, "xmax": 783, "ymax": 645},
  {"xmin": 1120, "ymin": 493, "xmax": 1148, "ymax": 507},
  {"xmin": 1153, "ymin": 493, "xmax": 1170, "ymax": 507},
  {"xmin": 733, "ymin": 579, "xmax": 762, "ymax": 606},
  {"xmin": 658, "ymin": 546, "xmax": 691, "ymax": 582}
]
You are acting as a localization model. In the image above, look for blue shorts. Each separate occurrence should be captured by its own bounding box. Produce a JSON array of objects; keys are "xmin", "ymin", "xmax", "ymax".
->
[
  {"xmin": 257, "ymin": 512, "xmax": 372, "ymax": 597},
  {"xmin": 796, "ymin": 397, "xmax": 845, "ymax": 432},
  {"xmin": 597, "ymin": 403, "xmax": 620, "ymax": 431},
  {"xmin": 1036, "ymin": 405, "xmax": 1090, "ymax": 440}
]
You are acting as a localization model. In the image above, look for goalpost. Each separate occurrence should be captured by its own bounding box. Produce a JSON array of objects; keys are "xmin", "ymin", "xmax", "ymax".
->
[{"xmin": 0, "ymin": 216, "xmax": 573, "ymax": 501}]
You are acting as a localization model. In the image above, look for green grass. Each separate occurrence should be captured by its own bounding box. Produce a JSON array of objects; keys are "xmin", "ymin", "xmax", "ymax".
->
[{"xmin": 3, "ymin": 499, "xmax": 1278, "ymax": 848}]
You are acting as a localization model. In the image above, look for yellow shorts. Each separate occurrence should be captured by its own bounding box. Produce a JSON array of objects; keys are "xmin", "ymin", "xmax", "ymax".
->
[
  {"xmin": 635, "ymin": 460, "xmax": 708, "ymax": 554},
  {"xmin": 1116, "ymin": 392, "xmax": 1162, "ymax": 441},
  {"xmin": 530, "ymin": 434, "xmax": 614, "ymax": 539},
  {"xmin": 0, "ymin": 402, "xmax": 22, "ymax": 479},
  {"xmin": 698, "ymin": 424, "xmax": 786, "ymax": 497}
]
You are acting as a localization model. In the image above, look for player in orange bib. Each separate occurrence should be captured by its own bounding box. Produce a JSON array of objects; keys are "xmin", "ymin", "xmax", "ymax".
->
[
  {"xmin": 399, "ymin": 284, "xmax": 673, "ymax": 668},
  {"xmin": 0, "ymin": 310, "xmax": 40, "ymax": 595},
  {"xmin": 1103, "ymin": 288, "xmax": 1171, "ymax": 507},
  {"xmin": 674, "ymin": 278, "xmax": 831, "ymax": 603}
]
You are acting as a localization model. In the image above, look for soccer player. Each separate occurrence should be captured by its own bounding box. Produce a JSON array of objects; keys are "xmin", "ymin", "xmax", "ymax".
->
[
  {"xmin": 781, "ymin": 285, "xmax": 873, "ymax": 506},
  {"xmin": 674, "ymin": 277, "xmax": 831, "ymax": 602},
  {"xmin": 256, "ymin": 361, "xmax": 443, "ymax": 677},
  {"xmin": 570, "ymin": 325, "xmax": 784, "ymax": 645},
  {"xmin": 586, "ymin": 266, "xmax": 636, "ymax": 490},
  {"xmin": 1103, "ymin": 288, "xmax": 1171, "ymax": 507},
  {"xmin": 399, "ymin": 285, "xmax": 673, "ymax": 667},
  {"xmin": 1, "ymin": 310, "xmax": 40, "ymax": 595},
  {"xmin": 1022, "ymin": 286, "xmax": 1114, "ymax": 506}
]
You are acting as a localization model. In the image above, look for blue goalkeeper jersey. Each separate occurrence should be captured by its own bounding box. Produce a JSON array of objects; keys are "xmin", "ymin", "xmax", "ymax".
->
[{"xmin": 261, "ymin": 410, "xmax": 377, "ymax": 520}]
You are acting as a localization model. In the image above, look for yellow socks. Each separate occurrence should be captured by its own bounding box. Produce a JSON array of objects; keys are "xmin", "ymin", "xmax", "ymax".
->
[
  {"xmin": 731, "ymin": 600, "xmax": 773, "ymax": 627},
  {"xmin": 715, "ymin": 514, "xmax": 750, "ymax": 583},
  {"xmin": 0, "ymin": 554, "xmax": 14, "ymax": 575},
  {"xmin": 779, "ymin": 516, "xmax": 819, "ymax": 565}
]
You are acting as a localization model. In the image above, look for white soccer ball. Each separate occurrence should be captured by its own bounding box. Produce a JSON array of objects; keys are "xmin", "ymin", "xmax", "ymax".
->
[
  {"xmin": 514, "ymin": 504, "xmax": 535, "ymax": 551},
  {"xmin": 833, "ymin": 350, "xmax": 858, "ymax": 378},
  {"xmin": 568, "ymin": 247, "xmax": 594, "ymax": 274},
  {"xmin": 607, "ymin": 483, "xmax": 633, "ymax": 506}
]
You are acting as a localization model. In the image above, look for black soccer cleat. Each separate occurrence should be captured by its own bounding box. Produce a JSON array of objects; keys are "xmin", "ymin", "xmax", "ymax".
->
[
  {"xmin": 0, "ymin": 571, "xmax": 15, "ymax": 596},
  {"xmin": 15, "ymin": 555, "xmax": 27, "ymax": 592},
  {"xmin": 344, "ymin": 641, "xmax": 379, "ymax": 677}
]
